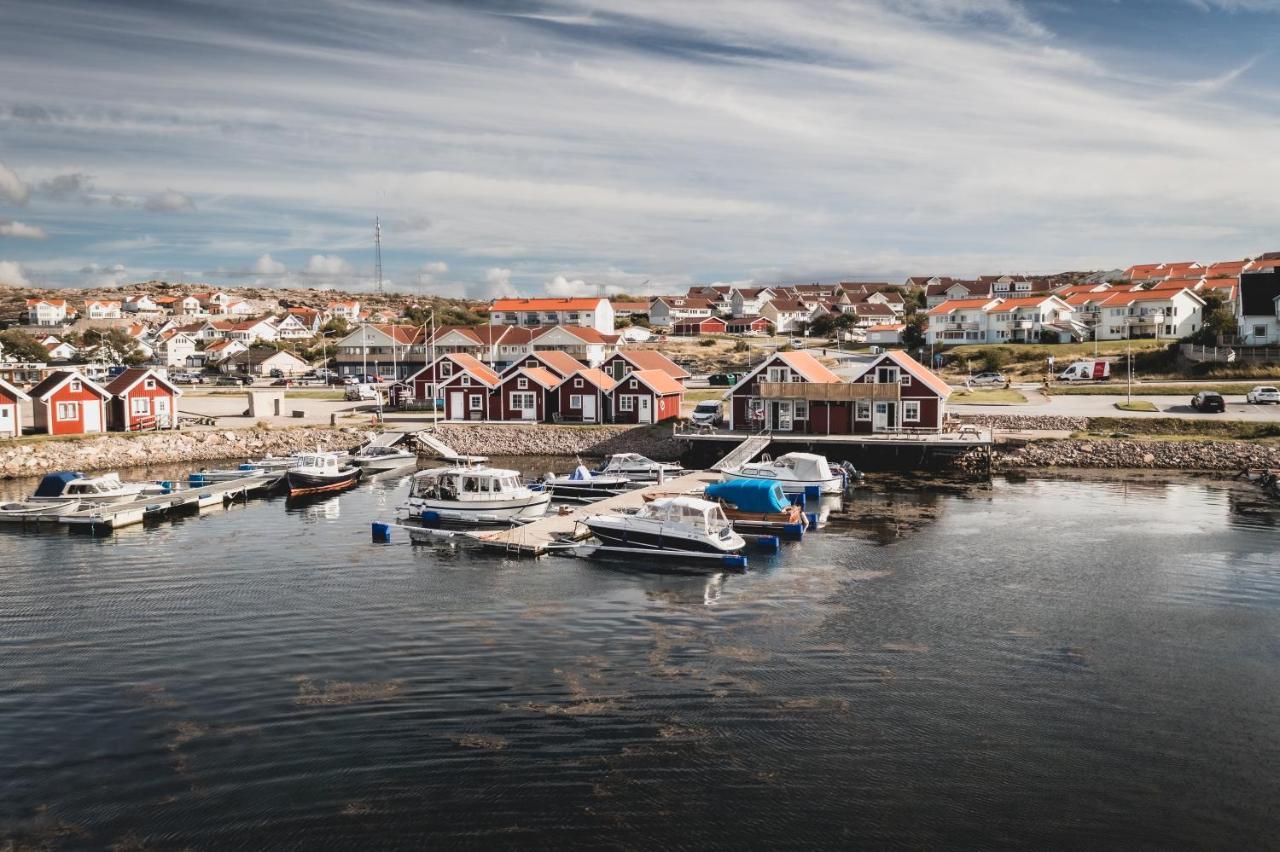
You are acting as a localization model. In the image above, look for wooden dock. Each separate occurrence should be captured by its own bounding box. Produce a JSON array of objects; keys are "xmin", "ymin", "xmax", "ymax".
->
[
  {"xmin": 0, "ymin": 473, "xmax": 279, "ymax": 532},
  {"xmin": 475, "ymin": 470, "xmax": 720, "ymax": 556}
]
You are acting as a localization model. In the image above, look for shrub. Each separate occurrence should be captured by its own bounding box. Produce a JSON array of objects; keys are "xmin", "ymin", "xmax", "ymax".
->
[
  {"xmin": 733, "ymin": 339, "xmax": 749, "ymax": 352},
  {"xmin": 698, "ymin": 337, "xmax": 716, "ymax": 347}
]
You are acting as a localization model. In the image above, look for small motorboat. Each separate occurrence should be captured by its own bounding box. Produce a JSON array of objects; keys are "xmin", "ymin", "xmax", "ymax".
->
[
  {"xmin": 702, "ymin": 479, "xmax": 807, "ymax": 534},
  {"xmin": 27, "ymin": 471, "xmax": 171, "ymax": 506},
  {"xmin": 0, "ymin": 497, "xmax": 81, "ymax": 517},
  {"xmin": 583, "ymin": 496, "xmax": 746, "ymax": 554},
  {"xmin": 188, "ymin": 462, "xmax": 270, "ymax": 485},
  {"xmin": 350, "ymin": 444, "xmax": 417, "ymax": 472},
  {"xmin": 285, "ymin": 451, "xmax": 362, "ymax": 496},
  {"xmin": 543, "ymin": 464, "xmax": 632, "ymax": 500},
  {"xmin": 719, "ymin": 452, "xmax": 848, "ymax": 495},
  {"xmin": 398, "ymin": 465, "xmax": 551, "ymax": 523},
  {"xmin": 596, "ymin": 452, "xmax": 683, "ymax": 482}
]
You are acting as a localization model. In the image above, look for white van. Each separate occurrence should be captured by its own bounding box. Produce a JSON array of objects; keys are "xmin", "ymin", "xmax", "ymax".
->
[
  {"xmin": 344, "ymin": 383, "xmax": 379, "ymax": 401},
  {"xmin": 1058, "ymin": 360, "xmax": 1111, "ymax": 382}
]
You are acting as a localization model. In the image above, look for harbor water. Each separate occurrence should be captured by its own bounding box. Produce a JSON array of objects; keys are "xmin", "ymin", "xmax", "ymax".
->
[{"xmin": 1, "ymin": 463, "xmax": 1278, "ymax": 849}]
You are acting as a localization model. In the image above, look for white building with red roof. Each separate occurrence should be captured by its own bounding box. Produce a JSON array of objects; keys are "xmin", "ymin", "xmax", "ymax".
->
[
  {"xmin": 26, "ymin": 298, "xmax": 73, "ymax": 326},
  {"xmin": 489, "ymin": 297, "xmax": 613, "ymax": 334},
  {"xmin": 1095, "ymin": 288, "xmax": 1205, "ymax": 341}
]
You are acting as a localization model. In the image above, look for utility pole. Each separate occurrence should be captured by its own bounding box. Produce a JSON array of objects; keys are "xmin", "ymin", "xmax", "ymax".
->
[
  {"xmin": 374, "ymin": 216, "xmax": 384, "ymax": 297},
  {"xmin": 1126, "ymin": 320, "xmax": 1133, "ymax": 405}
]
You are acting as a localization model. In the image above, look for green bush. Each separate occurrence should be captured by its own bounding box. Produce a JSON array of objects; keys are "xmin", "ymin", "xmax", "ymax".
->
[{"xmin": 698, "ymin": 337, "xmax": 716, "ymax": 347}]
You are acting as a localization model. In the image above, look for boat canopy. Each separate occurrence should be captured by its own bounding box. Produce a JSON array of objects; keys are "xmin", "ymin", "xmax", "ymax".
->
[
  {"xmin": 773, "ymin": 452, "xmax": 830, "ymax": 482},
  {"xmin": 638, "ymin": 496, "xmax": 729, "ymax": 531},
  {"xmin": 567, "ymin": 464, "xmax": 594, "ymax": 481},
  {"xmin": 705, "ymin": 479, "xmax": 789, "ymax": 514},
  {"xmin": 34, "ymin": 471, "xmax": 83, "ymax": 497}
]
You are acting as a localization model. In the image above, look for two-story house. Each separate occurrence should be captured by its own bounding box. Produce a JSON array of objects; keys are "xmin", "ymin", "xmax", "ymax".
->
[
  {"xmin": 1236, "ymin": 270, "xmax": 1280, "ymax": 345},
  {"xmin": 1094, "ymin": 289, "xmax": 1204, "ymax": 341},
  {"xmin": 83, "ymin": 300, "xmax": 122, "ymax": 320},
  {"xmin": 647, "ymin": 297, "xmax": 714, "ymax": 328},
  {"xmin": 488, "ymin": 297, "xmax": 614, "ymax": 334},
  {"xmin": 26, "ymin": 298, "xmax": 72, "ymax": 326}
]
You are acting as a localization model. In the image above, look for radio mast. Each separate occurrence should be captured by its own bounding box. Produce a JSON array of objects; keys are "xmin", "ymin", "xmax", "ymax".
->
[{"xmin": 374, "ymin": 216, "xmax": 384, "ymax": 296}]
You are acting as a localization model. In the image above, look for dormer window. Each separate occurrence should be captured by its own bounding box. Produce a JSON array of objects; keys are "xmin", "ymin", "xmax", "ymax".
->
[
  {"xmin": 876, "ymin": 366, "xmax": 899, "ymax": 384},
  {"xmin": 70, "ymin": 380, "xmax": 81, "ymax": 392},
  {"xmin": 144, "ymin": 379, "xmax": 156, "ymax": 390},
  {"xmin": 517, "ymin": 378, "xmax": 528, "ymax": 389}
]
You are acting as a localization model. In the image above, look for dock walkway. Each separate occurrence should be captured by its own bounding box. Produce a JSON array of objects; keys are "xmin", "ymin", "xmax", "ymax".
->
[
  {"xmin": 476, "ymin": 470, "xmax": 719, "ymax": 556},
  {"xmin": 711, "ymin": 434, "xmax": 771, "ymax": 470}
]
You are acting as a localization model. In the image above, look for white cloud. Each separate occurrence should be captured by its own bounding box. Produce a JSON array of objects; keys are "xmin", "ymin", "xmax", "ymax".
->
[
  {"xmin": 0, "ymin": 260, "xmax": 31, "ymax": 286},
  {"xmin": 253, "ymin": 253, "xmax": 286, "ymax": 274},
  {"xmin": 143, "ymin": 189, "xmax": 196, "ymax": 212},
  {"xmin": 0, "ymin": 162, "xmax": 29, "ymax": 206},
  {"xmin": 78, "ymin": 261, "xmax": 129, "ymax": 286},
  {"xmin": 304, "ymin": 254, "xmax": 353, "ymax": 275},
  {"xmin": 420, "ymin": 260, "xmax": 448, "ymax": 276},
  {"xmin": 463, "ymin": 266, "xmax": 518, "ymax": 299},
  {"xmin": 544, "ymin": 274, "xmax": 592, "ymax": 297},
  {"xmin": 0, "ymin": 219, "xmax": 47, "ymax": 239}
]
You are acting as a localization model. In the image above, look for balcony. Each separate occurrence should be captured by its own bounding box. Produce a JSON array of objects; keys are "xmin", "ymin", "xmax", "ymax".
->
[
  {"xmin": 1011, "ymin": 319, "xmax": 1035, "ymax": 330},
  {"xmin": 943, "ymin": 321, "xmax": 979, "ymax": 331},
  {"xmin": 756, "ymin": 381, "xmax": 900, "ymax": 401}
]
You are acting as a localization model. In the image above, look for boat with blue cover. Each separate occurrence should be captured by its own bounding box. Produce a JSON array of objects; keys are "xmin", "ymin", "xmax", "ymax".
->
[{"xmin": 542, "ymin": 464, "xmax": 632, "ymax": 499}]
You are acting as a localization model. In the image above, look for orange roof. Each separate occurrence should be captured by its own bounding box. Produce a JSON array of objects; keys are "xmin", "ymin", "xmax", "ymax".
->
[
  {"xmin": 525, "ymin": 350, "xmax": 586, "ymax": 377},
  {"xmin": 776, "ymin": 350, "xmax": 841, "ymax": 383},
  {"xmin": 1102, "ymin": 289, "xmax": 1197, "ymax": 305},
  {"xmin": 989, "ymin": 295, "xmax": 1062, "ymax": 310},
  {"xmin": 927, "ymin": 298, "xmax": 994, "ymax": 315},
  {"xmin": 443, "ymin": 352, "xmax": 500, "ymax": 386},
  {"xmin": 866, "ymin": 323, "xmax": 905, "ymax": 332},
  {"xmin": 878, "ymin": 350, "xmax": 952, "ymax": 399},
  {"xmin": 1064, "ymin": 292, "xmax": 1109, "ymax": 306},
  {"xmin": 617, "ymin": 349, "xmax": 690, "ymax": 380},
  {"xmin": 621, "ymin": 369, "xmax": 685, "ymax": 396},
  {"xmin": 558, "ymin": 368, "xmax": 617, "ymax": 391},
  {"xmin": 106, "ymin": 367, "xmax": 181, "ymax": 397},
  {"xmin": 513, "ymin": 366, "xmax": 561, "ymax": 388},
  {"xmin": 491, "ymin": 298, "xmax": 603, "ymax": 311}
]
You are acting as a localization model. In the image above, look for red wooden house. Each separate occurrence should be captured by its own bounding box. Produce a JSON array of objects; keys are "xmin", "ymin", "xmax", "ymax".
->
[
  {"xmin": 29, "ymin": 370, "xmax": 112, "ymax": 435},
  {"xmin": 725, "ymin": 316, "xmax": 773, "ymax": 335},
  {"xmin": 551, "ymin": 369, "xmax": 617, "ymax": 423},
  {"xmin": 106, "ymin": 367, "xmax": 183, "ymax": 431},
  {"xmin": 491, "ymin": 367, "xmax": 560, "ymax": 421},
  {"xmin": 672, "ymin": 316, "xmax": 727, "ymax": 336},
  {"xmin": 0, "ymin": 376, "xmax": 30, "ymax": 438},
  {"xmin": 501, "ymin": 349, "xmax": 584, "ymax": 380},
  {"xmin": 600, "ymin": 349, "xmax": 690, "ymax": 384},
  {"xmin": 606, "ymin": 369, "xmax": 684, "ymax": 424},
  {"xmin": 846, "ymin": 350, "xmax": 951, "ymax": 433},
  {"xmin": 727, "ymin": 350, "xmax": 842, "ymax": 433},
  {"xmin": 434, "ymin": 355, "xmax": 501, "ymax": 421},
  {"xmin": 408, "ymin": 353, "xmax": 497, "ymax": 405}
]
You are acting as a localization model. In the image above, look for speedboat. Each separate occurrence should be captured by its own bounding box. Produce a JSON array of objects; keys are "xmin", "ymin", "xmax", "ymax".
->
[
  {"xmin": 583, "ymin": 496, "xmax": 746, "ymax": 554},
  {"xmin": 285, "ymin": 451, "xmax": 362, "ymax": 496},
  {"xmin": 398, "ymin": 465, "xmax": 551, "ymax": 523},
  {"xmin": 597, "ymin": 452, "xmax": 683, "ymax": 481},
  {"xmin": 27, "ymin": 471, "xmax": 171, "ymax": 506},
  {"xmin": 350, "ymin": 444, "xmax": 417, "ymax": 472},
  {"xmin": 543, "ymin": 464, "xmax": 632, "ymax": 500},
  {"xmin": 719, "ymin": 452, "xmax": 846, "ymax": 495}
]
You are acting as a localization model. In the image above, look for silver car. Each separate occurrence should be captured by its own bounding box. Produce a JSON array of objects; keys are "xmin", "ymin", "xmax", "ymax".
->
[
  {"xmin": 969, "ymin": 371, "xmax": 1007, "ymax": 387},
  {"xmin": 1246, "ymin": 386, "xmax": 1280, "ymax": 404}
]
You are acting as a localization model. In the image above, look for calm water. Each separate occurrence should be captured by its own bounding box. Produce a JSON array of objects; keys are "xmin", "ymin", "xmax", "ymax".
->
[{"xmin": 1, "ymin": 464, "xmax": 1279, "ymax": 849}]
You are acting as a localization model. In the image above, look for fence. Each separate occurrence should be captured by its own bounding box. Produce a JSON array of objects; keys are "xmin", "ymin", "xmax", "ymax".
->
[{"xmin": 1180, "ymin": 344, "xmax": 1280, "ymax": 364}]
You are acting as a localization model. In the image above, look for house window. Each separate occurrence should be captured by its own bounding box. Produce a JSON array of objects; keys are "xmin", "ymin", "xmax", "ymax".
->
[
  {"xmin": 440, "ymin": 362, "xmax": 452, "ymax": 376},
  {"xmin": 461, "ymin": 376, "xmax": 470, "ymax": 386},
  {"xmin": 856, "ymin": 400, "xmax": 871, "ymax": 421},
  {"xmin": 144, "ymin": 379, "xmax": 156, "ymax": 390},
  {"xmin": 468, "ymin": 394, "xmax": 482, "ymax": 411},
  {"xmin": 1254, "ymin": 325, "xmax": 1268, "ymax": 338},
  {"xmin": 766, "ymin": 367, "xmax": 788, "ymax": 383},
  {"xmin": 794, "ymin": 400, "xmax": 809, "ymax": 420},
  {"xmin": 70, "ymin": 380, "xmax": 81, "ymax": 392},
  {"xmin": 517, "ymin": 378, "xmax": 528, "ymax": 389},
  {"xmin": 511, "ymin": 392, "xmax": 535, "ymax": 409},
  {"xmin": 56, "ymin": 402, "xmax": 77, "ymax": 420},
  {"xmin": 904, "ymin": 401, "xmax": 920, "ymax": 421},
  {"xmin": 619, "ymin": 395, "xmax": 634, "ymax": 411},
  {"xmin": 630, "ymin": 379, "xmax": 638, "ymax": 388},
  {"xmin": 899, "ymin": 373, "xmax": 912, "ymax": 387},
  {"xmin": 574, "ymin": 378, "xmax": 583, "ymax": 388},
  {"xmin": 876, "ymin": 366, "xmax": 899, "ymax": 384},
  {"xmin": 131, "ymin": 397, "xmax": 150, "ymax": 415},
  {"xmin": 569, "ymin": 394, "xmax": 583, "ymax": 410}
]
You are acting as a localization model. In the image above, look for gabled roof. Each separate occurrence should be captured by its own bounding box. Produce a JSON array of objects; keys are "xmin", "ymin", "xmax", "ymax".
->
[
  {"xmin": 105, "ymin": 367, "xmax": 182, "ymax": 397},
  {"xmin": 776, "ymin": 350, "xmax": 841, "ymax": 383},
  {"xmin": 1100, "ymin": 288, "xmax": 1203, "ymax": 306},
  {"xmin": 852, "ymin": 303, "xmax": 895, "ymax": 316},
  {"xmin": 437, "ymin": 352, "xmax": 500, "ymax": 387},
  {"xmin": 531, "ymin": 325, "xmax": 619, "ymax": 344},
  {"xmin": 28, "ymin": 370, "xmax": 110, "ymax": 401},
  {"xmin": 613, "ymin": 349, "xmax": 690, "ymax": 380},
  {"xmin": 866, "ymin": 323, "xmax": 905, "ymax": 332},
  {"xmin": 491, "ymin": 297, "xmax": 604, "ymax": 311},
  {"xmin": 224, "ymin": 347, "xmax": 309, "ymax": 366},
  {"xmin": 509, "ymin": 366, "xmax": 560, "ymax": 388},
  {"xmin": 860, "ymin": 350, "xmax": 952, "ymax": 399},
  {"xmin": 619, "ymin": 369, "xmax": 685, "ymax": 396},
  {"xmin": 654, "ymin": 296, "xmax": 714, "ymax": 310},
  {"xmin": 0, "ymin": 376, "xmax": 31, "ymax": 401},
  {"xmin": 926, "ymin": 298, "xmax": 997, "ymax": 315},
  {"xmin": 556, "ymin": 368, "xmax": 617, "ymax": 392},
  {"xmin": 503, "ymin": 350, "xmax": 585, "ymax": 378},
  {"xmin": 988, "ymin": 295, "xmax": 1066, "ymax": 310}
]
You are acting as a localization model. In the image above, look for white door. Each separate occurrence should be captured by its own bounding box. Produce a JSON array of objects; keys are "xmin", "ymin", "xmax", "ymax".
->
[
  {"xmin": 82, "ymin": 400, "xmax": 101, "ymax": 433},
  {"xmin": 516, "ymin": 393, "xmax": 537, "ymax": 420},
  {"xmin": 155, "ymin": 396, "xmax": 171, "ymax": 427},
  {"xmin": 582, "ymin": 395, "xmax": 597, "ymax": 422},
  {"xmin": 771, "ymin": 400, "xmax": 793, "ymax": 431},
  {"xmin": 0, "ymin": 404, "xmax": 13, "ymax": 437},
  {"xmin": 637, "ymin": 396, "xmax": 653, "ymax": 424},
  {"xmin": 449, "ymin": 391, "xmax": 464, "ymax": 420},
  {"xmin": 872, "ymin": 402, "xmax": 889, "ymax": 432}
]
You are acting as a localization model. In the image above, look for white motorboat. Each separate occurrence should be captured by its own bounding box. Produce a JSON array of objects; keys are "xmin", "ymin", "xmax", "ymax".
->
[
  {"xmin": 285, "ymin": 451, "xmax": 362, "ymax": 496},
  {"xmin": 583, "ymin": 496, "xmax": 746, "ymax": 554},
  {"xmin": 596, "ymin": 452, "xmax": 683, "ymax": 481},
  {"xmin": 399, "ymin": 465, "xmax": 551, "ymax": 524},
  {"xmin": 719, "ymin": 452, "xmax": 845, "ymax": 495},
  {"xmin": 27, "ymin": 471, "xmax": 171, "ymax": 506},
  {"xmin": 351, "ymin": 444, "xmax": 417, "ymax": 471},
  {"xmin": 543, "ymin": 464, "xmax": 632, "ymax": 500},
  {"xmin": 0, "ymin": 497, "xmax": 81, "ymax": 517}
]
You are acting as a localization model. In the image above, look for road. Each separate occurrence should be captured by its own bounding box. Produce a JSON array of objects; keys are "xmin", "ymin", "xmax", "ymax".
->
[{"xmin": 955, "ymin": 390, "xmax": 1280, "ymax": 421}]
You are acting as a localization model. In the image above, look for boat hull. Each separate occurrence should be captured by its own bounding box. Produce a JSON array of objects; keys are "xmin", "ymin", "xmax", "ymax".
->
[
  {"xmin": 352, "ymin": 455, "xmax": 417, "ymax": 472},
  {"xmin": 718, "ymin": 470, "xmax": 842, "ymax": 494},
  {"xmin": 400, "ymin": 491, "xmax": 551, "ymax": 522},
  {"xmin": 286, "ymin": 468, "xmax": 362, "ymax": 496},
  {"xmin": 584, "ymin": 519, "xmax": 744, "ymax": 554}
]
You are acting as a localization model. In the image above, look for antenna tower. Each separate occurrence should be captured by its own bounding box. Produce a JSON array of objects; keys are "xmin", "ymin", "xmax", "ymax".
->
[{"xmin": 374, "ymin": 216, "xmax": 384, "ymax": 296}]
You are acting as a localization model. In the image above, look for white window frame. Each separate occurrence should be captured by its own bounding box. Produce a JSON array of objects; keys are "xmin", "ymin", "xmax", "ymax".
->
[
  {"xmin": 468, "ymin": 393, "xmax": 483, "ymax": 411},
  {"xmin": 56, "ymin": 401, "xmax": 77, "ymax": 420},
  {"xmin": 144, "ymin": 378, "xmax": 156, "ymax": 390},
  {"xmin": 876, "ymin": 366, "xmax": 899, "ymax": 384},
  {"xmin": 574, "ymin": 378, "xmax": 584, "ymax": 388},
  {"xmin": 619, "ymin": 395, "xmax": 635, "ymax": 412},
  {"xmin": 794, "ymin": 400, "xmax": 809, "ymax": 420},
  {"xmin": 569, "ymin": 394, "xmax": 583, "ymax": 410},
  {"xmin": 131, "ymin": 396, "xmax": 150, "ymax": 415},
  {"xmin": 517, "ymin": 377, "xmax": 528, "ymax": 389},
  {"xmin": 903, "ymin": 400, "xmax": 920, "ymax": 422},
  {"xmin": 856, "ymin": 400, "xmax": 871, "ymax": 421},
  {"xmin": 900, "ymin": 373, "xmax": 912, "ymax": 386},
  {"xmin": 70, "ymin": 380, "xmax": 81, "ymax": 392}
]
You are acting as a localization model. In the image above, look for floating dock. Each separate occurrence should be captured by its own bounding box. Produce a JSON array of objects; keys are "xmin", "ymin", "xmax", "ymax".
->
[
  {"xmin": 474, "ymin": 470, "xmax": 720, "ymax": 556},
  {"xmin": 0, "ymin": 472, "xmax": 279, "ymax": 532}
]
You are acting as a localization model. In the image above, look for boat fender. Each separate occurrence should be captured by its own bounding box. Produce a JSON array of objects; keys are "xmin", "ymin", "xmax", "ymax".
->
[
  {"xmin": 782, "ymin": 522, "xmax": 805, "ymax": 540},
  {"xmin": 371, "ymin": 521, "xmax": 392, "ymax": 543},
  {"xmin": 160, "ymin": 481, "xmax": 173, "ymax": 494},
  {"xmin": 755, "ymin": 535, "xmax": 780, "ymax": 553},
  {"xmin": 721, "ymin": 554, "xmax": 748, "ymax": 570},
  {"xmin": 806, "ymin": 512, "xmax": 818, "ymax": 529},
  {"xmin": 421, "ymin": 510, "xmax": 441, "ymax": 526}
]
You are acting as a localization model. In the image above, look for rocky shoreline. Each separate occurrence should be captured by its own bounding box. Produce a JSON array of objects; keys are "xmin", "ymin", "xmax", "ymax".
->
[
  {"xmin": 419, "ymin": 423, "xmax": 684, "ymax": 460},
  {"xmin": 0, "ymin": 427, "xmax": 371, "ymax": 479},
  {"xmin": 989, "ymin": 439, "xmax": 1280, "ymax": 471}
]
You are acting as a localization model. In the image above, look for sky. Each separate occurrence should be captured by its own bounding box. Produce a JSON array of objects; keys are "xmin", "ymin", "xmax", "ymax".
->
[{"xmin": 1, "ymin": 0, "xmax": 1280, "ymax": 298}]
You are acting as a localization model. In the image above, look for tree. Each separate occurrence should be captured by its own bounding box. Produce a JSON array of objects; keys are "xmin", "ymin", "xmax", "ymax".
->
[
  {"xmin": 901, "ymin": 313, "xmax": 927, "ymax": 349},
  {"xmin": 83, "ymin": 327, "xmax": 147, "ymax": 365},
  {"xmin": 0, "ymin": 329, "xmax": 48, "ymax": 362},
  {"xmin": 809, "ymin": 314, "xmax": 837, "ymax": 337},
  {"xmin": 1199, "ymin": 290, "xmax": 1237, "ymax": 340}
]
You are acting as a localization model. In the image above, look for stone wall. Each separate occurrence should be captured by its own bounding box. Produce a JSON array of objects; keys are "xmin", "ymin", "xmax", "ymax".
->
[
  {"xmin": 0, "ymin": 427, "xmax": 371, "ymax": 479},
  {"xmin": 420, "ymin": 423, "xmax": 683, "ymax": 460},
  {"xmin": 992, "ymin": 439, "xmax": 1280, "ymax": 471},
  {"xmin": 959, "ymin": 413, "xmax": 1090, "ymax": 431}
]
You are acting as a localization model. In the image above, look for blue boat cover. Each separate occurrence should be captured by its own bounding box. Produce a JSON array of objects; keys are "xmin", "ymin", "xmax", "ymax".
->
[
  {"xmin": 705, "ymin": 479, "xmax": 789, "ymax": 514},
  {"xmin": 34, "ymin": 471, "xmax": 84, "ymax": 497},
  {"xmin": 568, "ymin": 464, "xmax": 593, "ymax": 481}
]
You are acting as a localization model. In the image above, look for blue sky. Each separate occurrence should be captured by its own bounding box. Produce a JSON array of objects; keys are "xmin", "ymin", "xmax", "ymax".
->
[{"xmin": 1, "ymin": 0, "xmax": 1279, "ymax": 297}]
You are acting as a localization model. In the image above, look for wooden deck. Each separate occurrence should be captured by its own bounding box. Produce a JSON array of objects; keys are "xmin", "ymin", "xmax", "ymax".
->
[
  {"xmin": 476, "ymin": 470, "xmax": 720, "ymax": 556},
  {"xmin": 675, "ymin": 427, "xmax": 993, "ymax": 448}
]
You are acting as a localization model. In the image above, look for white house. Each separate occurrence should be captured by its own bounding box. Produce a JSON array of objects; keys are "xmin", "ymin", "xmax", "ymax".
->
[
  {"xmin": 326, "ymin": 299, "xmax": 362, "ymax": 322},
  {"xmin": 1093, "ymin": 289, "xmax": 1203, "ymax": 341},
  {"xmin": 489, "ymin": 297, "xmax": 615, "ymax": 334},
  {"xmin": 273, "ymin": 313, "xmax": 315, "ymax": 340},
  {"xmin": 760, "ymin": 298, "xmax": 815, "ymax": 333},
  {"xmin": 730, "ymin": 287, "xmax": 776, "ymax": 318},
  {"xmin": 124, "ymin": 294, "xmax": 160, "ymax": 314},
  {"xmin": 25, "ymin": 299, "xmax": 71, "ymax": 326},
  {"xmin": 84, "ymin": 300, "xmax": 122, "ymax": 320},
  {"xmin": 865, "ymin": 324, "xmax": 905, "ymax": 345},
  {"xmin": 155, "ymin": 331, "xmax": 199, "ymax": 367},
  {"xmin": 226, "ymin": 317, "xmax": 279, "ymax": 343},
  {"xmin": 647, "ymin": 297, "xmax": 714, "ymax": 328},
  {"xmin": 1235, "ymin": 272, "xmax": 1280, "ymax": 345},
  {"xmin": 43, "ymin": 340, "xmax": 78, "ymax": 361}
]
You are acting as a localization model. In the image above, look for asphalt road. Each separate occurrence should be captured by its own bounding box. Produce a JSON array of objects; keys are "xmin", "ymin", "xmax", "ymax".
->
[{"xmin": 955, "ymin": 391, "xmax": 1280, "ymax": 421}]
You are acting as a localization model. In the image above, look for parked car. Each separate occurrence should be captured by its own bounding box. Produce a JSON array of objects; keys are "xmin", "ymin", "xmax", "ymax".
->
[
  {"xmin": 326, "ymin": 376, "xmax": 349, "ymax": 386},
  {"xmin": 172, "ymin": 371, "xmax": 205, "ymax": 384},
  {"xmin": 1191, "ymin": 391, "xmax": 1226, "ymax": 413},
  {"xmin": 268, "ymin": 368, "xmax": 285, "ymax": 378},
  {"xmin": 708, "ymin": 373, "xmax": 738, "ymax": 386},
  {"xmin": 690, "ymin": 400, "xmax": 723, "ymax": 427},
  {"xmin": 270, "ymin": 378, "xmax": 294, "ymax": 387},
  {"xmin": 314, "ymin": 368, "xmax": 338, "ymax": 380},
  {"xmin": 969, "ymin": 372, "xmax": 1007, "ymax": 387},
  {"xmin": 789, "ymin": 337, "xmax": 807, "ymax": 348},
  {"xmin": 1245, "ymin": 386, "xmax": 1280, "ymax": 405},
  {"xmin": 345, "ymin": 383, "xmax": 379, "ymax": 401},
  {"xmin": 216, "ymin": 375, "xmax": 252, "ymax": 386}
]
